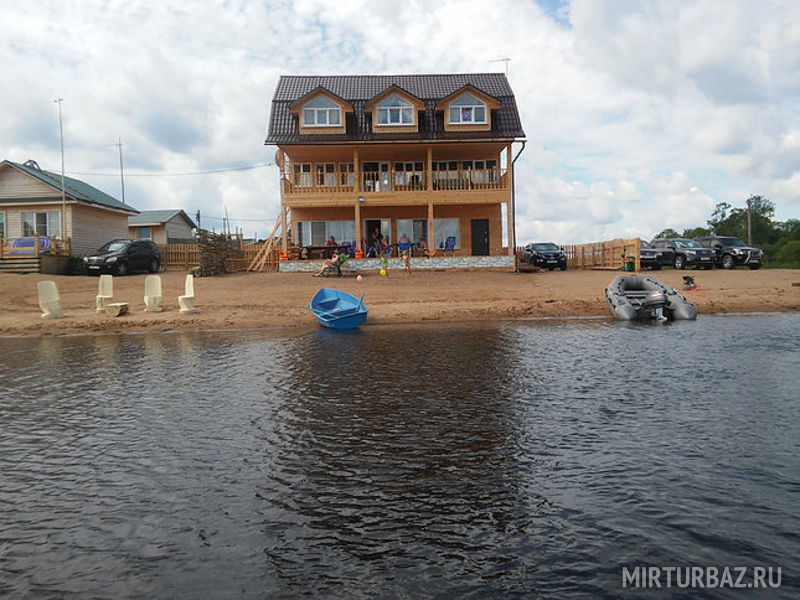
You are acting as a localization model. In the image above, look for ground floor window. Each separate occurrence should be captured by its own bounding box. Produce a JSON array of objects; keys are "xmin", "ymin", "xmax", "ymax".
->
[
  {"xmin": 434, "ymin": 218, "xmax": 459, "ymax": 249},
  {"xmin": 22, "ymin": 210, "xmax": 61, "ymax": 238},
  {"xmin": 137, "ymin": 226, "xmax": 152, "ymax": 239},
  {"xmin": 0, "ymin": 212, "xmax": 4, "ymax": 238},
  {"xmin": 396, "ymin": 218, "xmax": 428, "ymax": 246},
  {"xmin": 296, "ymin": 220, "xmax": 356, "ymax": 246}
]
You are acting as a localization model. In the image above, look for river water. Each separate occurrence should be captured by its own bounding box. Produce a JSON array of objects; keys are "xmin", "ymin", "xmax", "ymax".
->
[{"xmin": 1, "ymin": 314, "xmax": 798, "ymax": 598}]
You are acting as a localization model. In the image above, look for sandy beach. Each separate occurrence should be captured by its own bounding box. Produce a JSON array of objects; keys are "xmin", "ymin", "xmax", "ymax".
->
[{"xmin": 1, "ymin": 268, "xmax": 799, "ymax": 336}]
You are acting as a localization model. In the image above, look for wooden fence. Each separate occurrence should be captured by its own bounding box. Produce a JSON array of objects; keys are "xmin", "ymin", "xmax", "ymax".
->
[
  {"xmin": 157, "ymin": 243, "xmax": 279, "ymax": 272},
  {"xmin": 562, "ymin": 238, "xmax": 641, "ymax": 271}
]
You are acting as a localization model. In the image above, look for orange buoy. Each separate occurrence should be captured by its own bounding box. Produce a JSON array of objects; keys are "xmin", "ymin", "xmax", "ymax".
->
[
  {"xmin": 355, "ymin": 248, "xmax": 364, "ymax": 258},
  {"xmin": 279, "ymin": 251, "xmax": 288, "ymax": 261}
]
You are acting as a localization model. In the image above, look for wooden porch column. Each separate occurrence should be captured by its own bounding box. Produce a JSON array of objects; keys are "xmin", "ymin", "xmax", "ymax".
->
[
  {"xmin": 353, "ymin": 148, "xmax": 360, "ymax": 193},
  {"xmin": 281, "ymin": 204, "xmax": 288, "ymax": 252},
  {"xmin": 506, "ymin": 201, "xmax": 515, "ymax": 256},
  {"xmin": 426, "ymin": 146, "xmax": 433, "ymax": 191},
  {"xmin": 355, "ymin": 201, "xmax": 362, "ymax": 251},
  {"xmin": 428, "ymin": 200, "xmax": 434, "ymax": 252},
  {"xmin": 506, "ymin": 144, "xmax": 514, "ymax": 255}
]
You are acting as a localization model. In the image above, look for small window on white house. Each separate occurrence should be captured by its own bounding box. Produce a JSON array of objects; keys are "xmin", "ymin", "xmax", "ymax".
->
[
  {"xmin": 302, "ymin": 96, "xmax": 341, "ymax": 127},
  {"xmin": 22, "ymin": 211, "xmax": 61, "ymax": 238},
  {"xmin": 376, "ymin": 94, "xmax": 414, "ymax": 126},
  {"xmin": 448, "ymin": 92, "xmax": 487, "ymax": 124}
]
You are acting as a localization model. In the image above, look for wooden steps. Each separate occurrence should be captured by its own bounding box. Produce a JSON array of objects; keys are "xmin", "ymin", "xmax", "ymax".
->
[{"xmin": 0, "ymin": 256, "xmax": 41, "ymax": 273}]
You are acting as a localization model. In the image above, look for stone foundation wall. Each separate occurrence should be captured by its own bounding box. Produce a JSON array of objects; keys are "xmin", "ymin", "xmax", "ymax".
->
[{"xmin": 278, "ymin": 255, "xmax": 514, "ymax": 273}]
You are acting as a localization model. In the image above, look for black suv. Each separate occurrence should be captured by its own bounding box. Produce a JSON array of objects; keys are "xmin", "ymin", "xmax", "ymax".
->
[
  {"xmin": 83, "ymin": 239, "xmax": 161, "ymax": 275},
  {"xmin": 650, "ymin": 238, "xmax": 716, "ymax": 269},
  {"xmin": 520, "ymin": 242, "xmax": 567, "ymax": 271},
  {"xmin": 694, "ymin": 235, "xmax": 763, "ymax": 269},
  {"xmin": 639, "ymin": 241, "xmax": 663, "ymax": 270}
]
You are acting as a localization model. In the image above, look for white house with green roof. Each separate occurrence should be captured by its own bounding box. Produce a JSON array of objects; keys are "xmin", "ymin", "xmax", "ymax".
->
[
  {"xmin": 128, "ymin": 210, "xmax": 196, "ymax": 244},
  {"xmin": 0, "ymin": 159, "xmax": 138, "ymax": 258}
]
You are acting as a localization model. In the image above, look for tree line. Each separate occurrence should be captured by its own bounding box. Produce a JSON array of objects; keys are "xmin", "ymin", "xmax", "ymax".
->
[{"xmin": 654, "ymin": 196, "xmax": 800, "ymax": 268}]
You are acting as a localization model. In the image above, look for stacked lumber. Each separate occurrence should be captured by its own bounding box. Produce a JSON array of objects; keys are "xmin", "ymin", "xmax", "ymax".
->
[{"xmin": 197, "ymin": 229, "xmax": 243, "ymax": 277}]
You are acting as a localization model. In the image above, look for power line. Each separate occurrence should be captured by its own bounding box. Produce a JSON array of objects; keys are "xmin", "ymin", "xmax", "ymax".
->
[
  {"xmin": 65, "ymin": 162, "xmax": 274, "ymax": 177},
  {"xmin": 201, "ymin": 214, "xmax": 277, "ymax": 223}
]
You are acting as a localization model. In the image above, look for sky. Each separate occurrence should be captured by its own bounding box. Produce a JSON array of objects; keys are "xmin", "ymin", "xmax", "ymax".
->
[{"xmin": 1, "ymin": 0, "xmax": 798, "ymax": 244}]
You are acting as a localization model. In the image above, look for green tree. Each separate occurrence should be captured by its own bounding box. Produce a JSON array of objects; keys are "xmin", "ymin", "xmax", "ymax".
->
[
  {"xmin": 654, "ymin": 228, "xmax": 681, "ymax": 238},
  {"xmin": 682, "ymin": 226, "xmax": 710, "ymax": 239}
]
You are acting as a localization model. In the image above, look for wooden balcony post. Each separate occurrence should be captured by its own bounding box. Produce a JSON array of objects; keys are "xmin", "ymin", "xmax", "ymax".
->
[
  {"xmin": 426, "ymin": 146, "xmax": 433, "ymax": 191},
  {"xmin": 353, "ymin": 149, "xmax": 360, "ymax": 192},
  {"xmin": 634, "ymin": 237, "xmax": 641, "ymax": 272}
]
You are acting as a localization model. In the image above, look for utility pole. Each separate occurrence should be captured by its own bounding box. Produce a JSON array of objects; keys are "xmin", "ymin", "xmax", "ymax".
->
[
  {"xmin": 746, "ymin": 196, "xmax": 753, "ymax": 246},
  {"xmin": 114, "ymin": 137, "xmax": 125, "ymax": 204},
  {"xmin": 54, "ymin": 99, "xmax": 66, "ymax": 242},
  {"xmin": 196, "ymin": 210, "xmax": 201, "ymax": 230}
]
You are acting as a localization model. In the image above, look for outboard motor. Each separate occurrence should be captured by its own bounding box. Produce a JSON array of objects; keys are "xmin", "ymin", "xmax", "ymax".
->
[{"xmin": 642, "ymin": 290, "xmax": 668, "ymax": 321}]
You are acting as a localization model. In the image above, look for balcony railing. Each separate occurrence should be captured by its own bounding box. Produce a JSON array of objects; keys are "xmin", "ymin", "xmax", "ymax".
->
[{"xmin": 284, "ymin": 167, "xmax": 507, "ymax": 195}]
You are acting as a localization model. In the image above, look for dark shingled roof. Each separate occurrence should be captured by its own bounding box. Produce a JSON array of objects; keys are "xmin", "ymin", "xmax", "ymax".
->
[{"xmin": 266, "ymin": 73, "xmax": 526, "ymax": 145}]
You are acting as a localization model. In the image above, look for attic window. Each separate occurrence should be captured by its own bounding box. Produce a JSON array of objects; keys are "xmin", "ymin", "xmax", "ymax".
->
[
  {"xmin": 376, "ymin": 94, "xmax": 413, "ymax": 126},
  {"xmin": 302, "ymin": 96, "xmax": 341, "ymax": 127},
  {"xmin": 449, "ymin": 92, "xmax": 486, "ymax": 124}
]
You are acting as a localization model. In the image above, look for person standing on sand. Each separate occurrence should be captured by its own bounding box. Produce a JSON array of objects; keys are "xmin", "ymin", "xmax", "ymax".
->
[
  {"xmin": 402, "ymin": 250, "xmax": 410, "ymax": 275},
  {"xmin": 379, "ymin": 254, "xmax": 389, "ymax": 277}
]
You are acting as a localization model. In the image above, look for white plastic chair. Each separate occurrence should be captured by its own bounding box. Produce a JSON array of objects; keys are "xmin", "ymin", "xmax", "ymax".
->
[
  {"xmin": 144, "ymin": 275, "xmax": 163, "ymax": 312},
  {"xmin": 96, "ymin": 274, "xmax": 113, "ymax": 313},
  {"xmin": 178, "ymin": 274, "xmax": 196, "ymax": 314},
  {"xmin": 37, "ymin": 280, "xmax": 63, "ymax": 319}
]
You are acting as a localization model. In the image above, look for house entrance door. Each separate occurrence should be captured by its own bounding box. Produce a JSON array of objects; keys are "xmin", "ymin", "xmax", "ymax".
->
[{"xmin": 471, "ymin": 219, "xmax": 489, "ymax": 256}]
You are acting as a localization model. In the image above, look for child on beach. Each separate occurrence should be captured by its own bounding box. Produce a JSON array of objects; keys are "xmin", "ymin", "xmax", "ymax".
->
[
  {"xmin": 379, "ymin": 254, "xmax": 389, "ymax": 277},
  {"xmin": 402, "ymin": 250, "xmax": 410, "ymax": 275}
]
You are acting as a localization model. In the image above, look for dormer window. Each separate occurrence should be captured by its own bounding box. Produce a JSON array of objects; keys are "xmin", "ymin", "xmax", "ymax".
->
[
  {"xmin": 449, "ymin": 92, "xmax": 486, "ymax": 124},
  {"xmin": 376, "ymin": 94, "xmax": 413, "ymax": 126},
  {"xmin": 302, "ymin": 96, "xmax": 341, "ymax": 127}
]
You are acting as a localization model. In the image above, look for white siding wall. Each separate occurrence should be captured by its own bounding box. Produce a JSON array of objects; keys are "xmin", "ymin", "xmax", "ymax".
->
[
  {"xmin": 0, "ymin": 167, "xmax": 58, "ymax": 198},
  {"xmin": 70, "ymin": 204, "xmax": 130, "ymax": 256}
]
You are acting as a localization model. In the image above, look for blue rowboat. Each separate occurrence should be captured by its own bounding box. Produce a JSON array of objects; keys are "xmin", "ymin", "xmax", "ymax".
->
[{"xmin": 304, "ymin": 288, "xmax": 367, "ymax": 330}]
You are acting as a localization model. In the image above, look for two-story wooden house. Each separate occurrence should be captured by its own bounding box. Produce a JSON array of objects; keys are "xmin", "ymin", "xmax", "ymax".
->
[{"xmin": 263, "ymin": 73, "xmax": 525, "ymax": 269}]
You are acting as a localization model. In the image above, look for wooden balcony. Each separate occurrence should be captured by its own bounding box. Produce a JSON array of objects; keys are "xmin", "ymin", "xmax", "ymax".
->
[{"xmin": 283, "ymin": 167, "xmax": 508, "ymax": 196}]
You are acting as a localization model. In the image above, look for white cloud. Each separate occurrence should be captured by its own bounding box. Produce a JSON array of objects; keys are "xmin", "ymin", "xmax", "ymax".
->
[{"xmin": 0, "ymin": 0, "xmax": 797, "ymax": 240}]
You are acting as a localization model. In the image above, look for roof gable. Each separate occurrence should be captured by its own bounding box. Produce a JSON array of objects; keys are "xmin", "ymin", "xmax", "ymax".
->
[
  {"xmin": 128, "ymin": 209, "xmax": 196, "ymax": 228},
  {"xmin": 363, "ymin": 85, "xmax": 425, "ymax": 112},
  {"xmin": 289, "ymin": 86, "xmax": 354, "ymax": 114}
]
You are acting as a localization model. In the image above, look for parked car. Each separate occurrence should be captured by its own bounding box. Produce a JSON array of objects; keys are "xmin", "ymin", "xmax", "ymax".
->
[
  {"xmin": 694, "ymin": 235, "xmax": 763, "ymax": 269},
  {"xmin": 83, "ymin": 239, "xmax": 161, "ymax": 275},
  {"xmin": 649, "ymin": 238, "xmax": 716, "ymax": 269},
  {"xmin": 639, "ymin": 240, "xmax": 663, "ymax": 270},
  {"xmin": 520, "ymin": 242, "xmax": 567, "ymax": 271}
]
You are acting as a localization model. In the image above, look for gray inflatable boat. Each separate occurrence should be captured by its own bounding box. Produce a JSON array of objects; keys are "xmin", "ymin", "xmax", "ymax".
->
[{"xmin": 605, "ymin": 274, "xmax": 697, "ymax": 321}]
